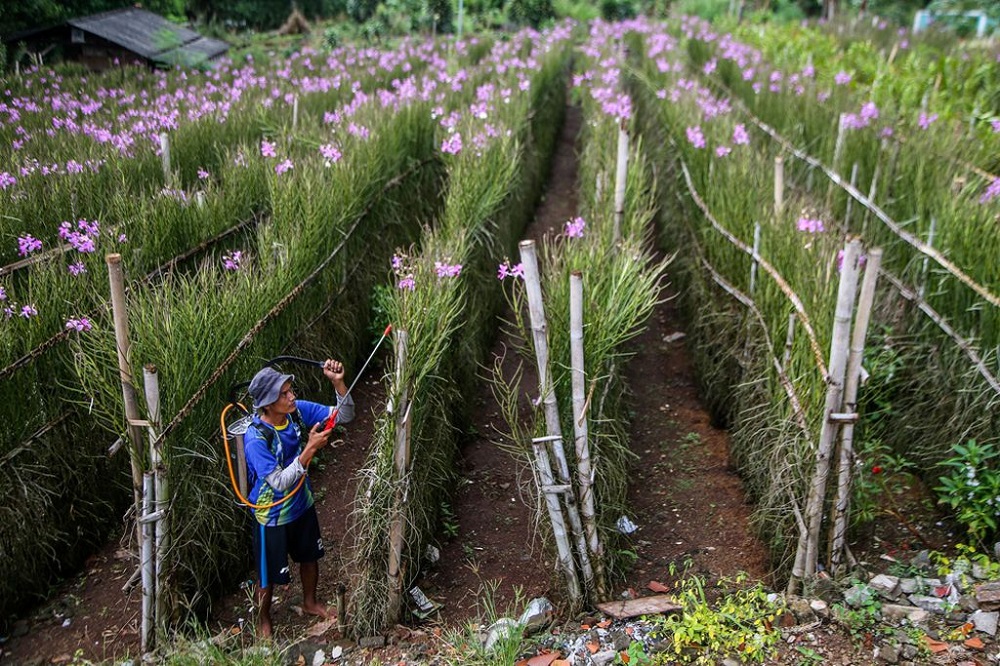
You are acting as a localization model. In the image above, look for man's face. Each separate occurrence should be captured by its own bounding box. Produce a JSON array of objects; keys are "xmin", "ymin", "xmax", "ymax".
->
[{"xmin": 269, "ymin": 380, "xmax": 297, "ymax": 415}]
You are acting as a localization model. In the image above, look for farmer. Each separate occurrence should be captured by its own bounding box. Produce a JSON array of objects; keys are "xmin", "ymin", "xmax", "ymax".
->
[{"xmin": 245, "ymin": 360, "xmax": 355, "ymax": 638}]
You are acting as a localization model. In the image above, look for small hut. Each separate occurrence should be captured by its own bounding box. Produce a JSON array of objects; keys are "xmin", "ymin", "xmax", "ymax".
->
[{"xmin": 2, "ymin": 7, "xmax": 230, "ymax": 70}]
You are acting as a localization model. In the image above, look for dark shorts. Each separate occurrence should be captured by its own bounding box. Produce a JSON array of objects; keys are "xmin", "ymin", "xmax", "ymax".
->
[{"xmin": 253, "ymin": 505, "xmax": 325, "ymax": 587}]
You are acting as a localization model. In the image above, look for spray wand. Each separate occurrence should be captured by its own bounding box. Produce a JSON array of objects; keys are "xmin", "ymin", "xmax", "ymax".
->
[{"xmin": 319, "ymin": 323, "xmax": 393, "ymax": 432}]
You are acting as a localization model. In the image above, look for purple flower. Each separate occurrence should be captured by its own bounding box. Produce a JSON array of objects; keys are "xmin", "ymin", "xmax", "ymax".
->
[
  {"xmin": 274, "ymin": 159, "xmax": 294, "ymax": 175},
  {"xmin": 434, "ymin": 261, "xmax": 463, "ymax": 278},
  {"xmin": 980, "ymin": 178, "xmax": 1000, "ymax": 205},
  {"xmin": 715, "ymin": 145, "xmax": 731, "ymax": 158},
  {"xmin": 686, "ymin": 126, "xmax": 706, "ymax": 149},
  {"xmin": 20, "ymin": 304, "xmax": 38, "ymax": 318},
  {"xmin": 65, "ymin": 317, "xmax": 93, "ymax": 332},
  {"xmin": 118, "ymin": 233, "xmax": 128, "ymax": 244},
  {"xmin": 991, "ymin": 120, "xmax": 1000, "ymax": 133},
  {"xmin": 0, "ymin": 286, "xmax": 6, "ymax": 300},
  {"xmin": 320, "ymin": 143, "xmax": 341, "ymax": 165},
  {"xmin": 441, "ymin": 133, "xmax": 463, "ymax": 155},
  {"xmin": 392, "ymin": 254, "xmax": 405, "ymax": 271},
  {"xmin": 836, "ymin": 249, "xmax": 867, "ymax": 272},
  {"xmin": 397, "ymin": 276, "xmax": 416, "ymax": 291},
  {"xmin": 347, "ymin": 123, "xmax": 370, "ymax": 139},
  {"xmin": 222, "ymin": 251, "xmax": 243, "ymax": 271},
  {"xmin": 0, "ymin": 172, "xmax": 17, "ymax": 189},
  {"xmin": 796, "ymin": 217, "xmax": 825, "ymax": 234},
  {"xmin": 918, "ymin": 112, "xmax": 938, "ymax": 130},
  {"xmin": 197, "ymin": 167, "xmax": 209, "ymax": 180},
  {"xmin": 732, "ymin": 124, "xmax": 749, "ymax": 146},
  {"xmin": 17, "ymin": 235, "xmax": 42, "ymax": 257},
  {"xmin": 497, "ymin": 260, "xmax": 524, "ymax": 280},
  {"xmin": 565, "ymin": 217, "xmax": 586, "ymax": 238},
  {"xmin": 68, "ymin": 262, "xmax": 86, "ymax": 276},
  {"xmin": 834, "ymin": 71, "xmax": 852, "ymax": 86},
  {"xmin": 881, "ymin": 127, "xmax": 895, "ymax": 138},
  {"xmin": 260, "ymin": 139, "xmax": 276, "ymax": 158}
]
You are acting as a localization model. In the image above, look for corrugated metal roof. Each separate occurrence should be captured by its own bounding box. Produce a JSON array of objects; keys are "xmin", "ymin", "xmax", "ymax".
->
[{"xmin": 67, "ymin": 7, "xmax": 229, "ymax": 64}]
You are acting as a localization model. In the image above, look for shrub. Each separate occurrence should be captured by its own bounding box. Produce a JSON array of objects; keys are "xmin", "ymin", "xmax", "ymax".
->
[{"xmin": 508, "ymin": 0, "xmax": 556, "ymax": 27}]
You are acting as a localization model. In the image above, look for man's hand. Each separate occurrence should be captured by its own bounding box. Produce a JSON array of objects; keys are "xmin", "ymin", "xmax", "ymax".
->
[
  {"xmin": 306, "ymin": 422, "xmax": 332, "ymax": 452},
  {"xmin": 321, "ymin": 359, "xmax": 348, "ymax": 396}
]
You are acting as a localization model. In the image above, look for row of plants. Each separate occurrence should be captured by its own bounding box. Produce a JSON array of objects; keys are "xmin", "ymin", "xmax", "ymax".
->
[
  {"xmin": 0, "ymin": 33, "xmax": 488, "ymax": 620},
  {"xmin": 349, "ymin": 22, "xmax": 574, "ymax": 636},
  {"xmin": 678, "ymin": 17, "xmax": 1000, "ymax": 544}
]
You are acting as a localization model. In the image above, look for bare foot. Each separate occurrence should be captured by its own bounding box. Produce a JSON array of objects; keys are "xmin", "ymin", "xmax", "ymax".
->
[{"xmin": 302, "ymin": 601, "xmax": 329, "ymax": 619}]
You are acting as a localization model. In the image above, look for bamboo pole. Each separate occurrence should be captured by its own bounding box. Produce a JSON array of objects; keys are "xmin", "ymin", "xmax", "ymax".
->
[
  {"xmin": 140, "ymin": 472, "xmax": 155, "ymax": 653},
  {"xmin": 532, "ymin": 436, "xmax": 582, "ymax": 605},
  {"xmin": 844, "ymin": 163, "xmax": 859, "ymax": 232},
  {"xmin": 107, "ymin": 254, "xmax": 145, "ymax": 552},
  {"xmin": 829, "ymin": 249, "xmax": 883, "ymax": 570},
  {"xmin": 143, "ymin": 365, "xmax": 169, "ymax": 637},
  {"xmin": 828, "ymin": 114, "xmax": 846, "ymax": 204},
  {"xmin": 782, "ymin": 312, "xmax": 796, "ymax": 370},
  {"xmin": 159, "ymin": 133, "xmax": 172, "ymax": 187},
  {"xmin": 387, "ymin": 330, "xmax": 411, "ymax": 622},
  {"xmin": 292, "ymin": 95, "xmax": 299, "ymax": 131},
  {"xmin": 519, "ymin": 241, "xmax": 592, "ymax": 602},
  {"xmin": 798, "ymin": 240, "xmax": 862, "ymax": 579},
  {"xmin": 750, "ymin": 222, "xmax": 762, "ymax": 295},
  {"xmin": 569, "ymin": 272, "xmax": 605, "ymax": 599},
  {"xmin": 774, "ymin": 156, "xmax": 784, "ymax": 218},
  {"xmin": 918, "ymin": 217, "xmax": 936, "ymax": 300},
  {"xmin": 613, "ymin": 122, "xmax": 629, "ymax": 245}
]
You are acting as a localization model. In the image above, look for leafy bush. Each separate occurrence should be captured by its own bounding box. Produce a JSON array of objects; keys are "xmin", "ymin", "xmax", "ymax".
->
[
  {"xmin": 508, "ymin": 0, "xmax": 555, "ymax": 27},
  {"xmin": 600, "ymin": 0, "xmax": 638, "ymax": 21},
  {"xmin": 674, "ymin": 0, "xmax": 730, "ymax": 22},
  {"xmin": 936, "ymin": 439, "xmax": 1000, "ymax": 544}
]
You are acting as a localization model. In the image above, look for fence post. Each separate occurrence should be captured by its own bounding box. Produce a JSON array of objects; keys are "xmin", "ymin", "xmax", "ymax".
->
[
  {"xmin": 570, "ymin": 272, "xmax": 605, "ymax": 599},
  {"xmin": 532, "ymin": 436, "xmax": 582, "ymax": 605},
  {"xmin": 613, "ymin": 121, "xmax": 629, "ymax": 245},
  {"xmin": 292, "ymin": 95, "xmax": 299, "ymax": 131},
  {"xmin": 159, "ymin": 133, "xmax": 172, "ymax": 187},
  {"xmin": 919, "ymin": 217, "xmax": 937, "ymax": 300},
  {"xmin": 797, "ymin": 239, "xmax": 862, "ymax": 580},
  {"xmin": 140, "ymin": 472, "xmax": 155, "ymax": 654},
  {"xmin": 143, "ymin": 365, "xmax": 170, "ymax": 638},
  {"xmin": 519, "ymin": 240, "xmax": 591, "ymax": 605},
  {"xmin": 829, "ymin": 248, "xmax": 882, "ymax": 570},
  {"xmin": 749, "ymin": 223, "xmax": 762, "ymax": 295},
  {"xmin": 106, "ymin": 254, "xmax": 146, "ymax": 552},
  {"xmin": 387, "ymin": 330, "xmax": 411, "ymax": 622},
  {"xmin": 774, "ymin": 155, "xmax": 784, "ymax": 218}
]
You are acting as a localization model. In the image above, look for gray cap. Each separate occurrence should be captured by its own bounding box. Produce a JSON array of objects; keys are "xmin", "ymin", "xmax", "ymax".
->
[{"xmin": 248, "ymin": 366, "xmax": 295, "ymax": 409}]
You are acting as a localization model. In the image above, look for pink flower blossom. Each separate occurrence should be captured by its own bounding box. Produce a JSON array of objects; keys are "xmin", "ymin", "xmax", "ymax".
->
[
  {"xmin": 715, "ymin": 145, "xmax": 731, "ymax": 158},
  {"xmin": 197, "ymin": 167, "xmax": 209, "ymax": 180},
  {"xmin": 1, "ymin": 172, "xmax": 17, "ymax": 189},
  {"xmin": 980, "ymin": 178, "xmax": 1000, "ymax": 205},
  {"xmin": 797, "ymin": 217, "xmax": 825, "ymax": 233},
  {"xmin": 834, "ymin": 71, "xmax": 852, "ymax": 86},
  {"xmin": 565, "ymin": 217, "xmax": 586, "ymax": 238},
  {"xmin": 434, "ymin": 261, "xmax": 463, "ymax": 278},
  {"xmin": 497, "ymin": 260, "xmax": 524, "ymax": 280},
  {"xmin": 260, "ymin": 139, "xmax": 276, "ymax": 158},
  {"xmin": 274, "ymin": 159, "xmax": 294, "ymax": 175},
  {"xmin": 732, "ymin": 124, "xmax": 749, "ymax": 146},
  {"xmin": 918, "ymin": 112, "xmax": 938, "ymax": 130},
  {"xmin": 397, "ymin": 276, "xmax": 415, "ymax": 291},
  {"xmin": 223, "ymin": 251, "xmax": 243, "ymax": 271},
  {"xmin": 65, "ymin": 317, "xmax": 92, "ymax": 332},
  {"xmin": 68, "ymin": 262, "xmax": 86, "ymax": 276},
  {"xmin": 20, "ymin": 304, "xmax": 38, "ymax": 318},
  {"xmin": 441, "ymin": 133, "xmax": 463, "ymax": 155},
  {"xmin": 18, "ymin": 235, "xmax": 42, "ymax": 257},
  {"xmin": 320, "ymin": 143, "xmax": 341, "ymax": 165},
  {"xmin": 686, "ymin": 126, "xmax": 706, "ymax": 149}
]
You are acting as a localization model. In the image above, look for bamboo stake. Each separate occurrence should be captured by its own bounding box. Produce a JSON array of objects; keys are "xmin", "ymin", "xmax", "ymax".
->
[
  {"xmin": 387, "ymin": 330, "xmax": 411, "ymax": 622},
  {"xmin": 519, "ymin": 241, "xmax": 591, "ymax": 603},
  {"xmin": 782, "ymin": 312, "xmax": 796, "ymax": 370},
  {"xmin": 140, "ymin": 472, "xmax": 155, "ymax": 653},
  {"xmin": 828, "ymin": 114, "xmax": 846, "ymax": 204},
  {"xmin": 774, "ymin": 156, "xmax": 784, "ymax": 218},
  {"xmin": 613, "ymin": 122, "xmax": 629, "ymax": 245},
  {"xmin": 531, "ymin": 436, "xmax": 582, "ymax": 605},
  {"xmin": 799, "ymin": 240, "xmax": 862, "ymax": 579},
  {"xmin": 143, "ymin": 365, "xmax": 169, "ymax": 637},
  {"xmin": 750, "ymin": 222, "xmax": 761, "ymax": 295},
  {"xmin": 829, "ymin": 249, "xmax": 883, "ymax": 570},
  {"xmin": 292, "ymin": 95, "xmax": 299, "ymax": 131},
  {"xmin": 918, "ymin": 217, "xmax": 936, "ymax": 301},
  {"xmin": 107, "ymin": 254, "xmax": 145, "ymax": 552},
  {"xmin": 844, "ymin": 163, "xmax": 859, "ymax": 233},
  {"xmin": 159, "ymin": 133, "xmax": 172, "ymax": 187},
  {"xmin": 569, "ymin": 272, "xmax": 605, "ymax": 599}
]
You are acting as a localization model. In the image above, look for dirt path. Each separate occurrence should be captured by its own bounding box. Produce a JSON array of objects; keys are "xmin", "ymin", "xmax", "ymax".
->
[{"xmin": 0, "ymin": 102, "xmax": 772, "ymax": 663}]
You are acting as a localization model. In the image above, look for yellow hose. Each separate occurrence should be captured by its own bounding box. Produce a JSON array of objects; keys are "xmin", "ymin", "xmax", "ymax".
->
[{"xmin": 220, "ymin": 403, "xmax": 305, "ymax": 510}]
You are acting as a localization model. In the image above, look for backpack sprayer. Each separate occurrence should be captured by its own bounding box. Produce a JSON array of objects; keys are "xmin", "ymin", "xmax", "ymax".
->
[{"xmin": 220, "ymin": 324, "xmax": 393, "ymax": 510}]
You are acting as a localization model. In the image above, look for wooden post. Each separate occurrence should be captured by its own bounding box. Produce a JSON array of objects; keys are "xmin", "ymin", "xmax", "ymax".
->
[
  {"xmin": 292, "ymin": 95, "xmax": 299, "ymax": 131},
  {"xmin": 613, "ymin": 122, "xmax": 629, "ymax": 245},
  {"xmin": 919, "ymin": 217, "xmax": 936, "ymax": 300},
  {"xmin": 159, "ymin": 133, "xmax": 172, "ymax": 187},
  {"xmin": 749, "ymin": 223, "xmax": 762, "ymax": 295},
  {"xmin": 532, "ymin": 435, "xmax": 582, "ymax": 605},
  {"xmin": 569, "ymin": 272, "xmax": 606, "ymax": 600},
  {"xmin": 844, "ymin": 163, "xmax": 859, "ymax": 232},
  {"xmin": 519, "ymin": 241, "xmax": 592, "ymax": 603},
  {"xmin": 797, "ymin": 240, "xmax": 862, "ymax": 580},
  {"xmin": 107, "ymin": 254, "xmax": 145, "ymax": 552},
  {"xmin": 828, "ymin": 114, "xmax": 846, "ymax": 204},
  {"xmin": 387, "ymin": 330, "xmax": 411, "ymax": 622},
  {"xmin": 143, "ymin": 365, "xmax": 169, "ymax": 637},
  {"xmin": 140, "ymin": 472, "xmax": 155, "ymax": 653},
  {"xmin": 782, "ymin": 312, "xmax": 796, "ymax": 369},
  {"xmin": 829, "ymin": 249, "xmax": 882, "ymax": 569},
  {"xmin": 774, "ymin": 156, "xmax": 784, "ymax": 218}
]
